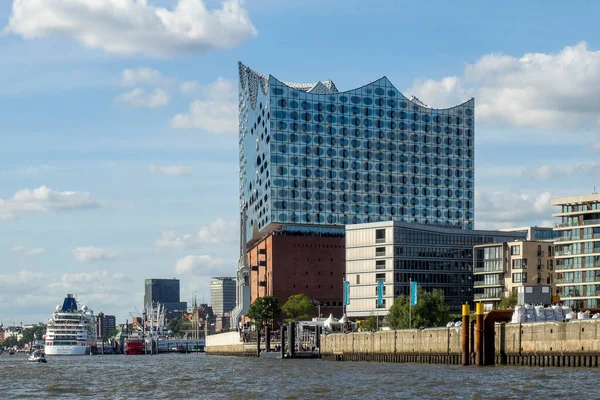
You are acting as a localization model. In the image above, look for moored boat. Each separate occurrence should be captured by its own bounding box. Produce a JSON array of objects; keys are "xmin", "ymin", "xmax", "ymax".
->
[{"xmin": 44, "ymin": 294, "xmax": 98, "ymax": 356}]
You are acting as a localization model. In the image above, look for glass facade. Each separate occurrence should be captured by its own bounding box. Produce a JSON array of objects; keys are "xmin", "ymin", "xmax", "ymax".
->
[
  {"xmin": 554, "ymin": 195, "xmax": 600, "ymax": 308},
  {"xmin": 239, "ymin": 62, "xmax": 475, "ymax": 245}
]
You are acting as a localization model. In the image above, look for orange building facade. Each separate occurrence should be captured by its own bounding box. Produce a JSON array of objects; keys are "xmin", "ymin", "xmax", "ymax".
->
[{"xmin": 247, "ymin": 232, "xmax": 346, "ymax": 319}]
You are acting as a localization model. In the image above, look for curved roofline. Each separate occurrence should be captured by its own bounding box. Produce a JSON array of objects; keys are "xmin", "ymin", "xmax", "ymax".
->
[{"xmin": 239, "ymin": 62, "xmax": 474, "ymax": 111}]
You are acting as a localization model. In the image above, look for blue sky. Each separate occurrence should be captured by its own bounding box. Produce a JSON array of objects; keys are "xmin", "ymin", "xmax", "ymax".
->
[{"xmin": 1, "ymin": 0, "xmax": 599, "ymax": 324}]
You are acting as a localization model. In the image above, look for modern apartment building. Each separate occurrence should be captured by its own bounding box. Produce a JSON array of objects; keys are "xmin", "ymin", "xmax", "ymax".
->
[
  {"xmin": 553, "ymin": 194, "xmax": 600, "ymax": 308},
  {"xmin": 210, "ymin": 277, "xmax": 236, "ymax": 317},
  {"xmin": 345, "ymin": 221, "xmax": 526, "ymax": 318},
  {"xmin": 144, "ymin": 278, "xmax": 187, "ymax": 320},
  {"xmin": 233, "ymin": 62, "xmax": 476, "ymax": 323},
  {"xmin": 473, "ymin": 239, "xmax": 555, "ymax": 311}
]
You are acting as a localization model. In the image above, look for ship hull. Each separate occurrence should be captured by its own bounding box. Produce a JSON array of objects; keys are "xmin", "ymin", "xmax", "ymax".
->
[{"xmin": 45, "ymin": 345, "xmax": 90, "ymax": 356}]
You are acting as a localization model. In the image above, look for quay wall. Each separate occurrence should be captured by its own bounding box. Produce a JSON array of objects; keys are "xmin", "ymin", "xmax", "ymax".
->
[
  {"xmin": 321, "ymin": 321, "xmax": 600, "ymax": 367},
  {"xmin": 321, "ymin": 327, "xmax": 461, "ymax": 356}
]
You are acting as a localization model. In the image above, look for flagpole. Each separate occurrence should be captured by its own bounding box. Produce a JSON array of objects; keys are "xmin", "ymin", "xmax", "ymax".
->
[{"xmin": 409, "ymin": 278, "xmax": 412, "ymax": 329}]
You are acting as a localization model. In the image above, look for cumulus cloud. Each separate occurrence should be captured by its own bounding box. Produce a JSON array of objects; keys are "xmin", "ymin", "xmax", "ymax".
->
[
  {"xmin": 3, "ymin": 0, "xmax": 258, "ymax": 57},
  {"xmin": 475, "ymin": 191, "xmax": 554, "ymax": 230},
  {"xmin": 148, "ymin": 164, "xmax": 192, "ymax": 176},
  {"xmin": 0, "ymin": 185, "xmax": 100, "ymax": 220},
  {"xmin": 174, "ymin": 254, "xmax": 232, "ymax": 275},
  {"xmin": 0, "ymin": 269, "xmax": 136, "ymax": 322},
  {"xmin": 155, "ymin": 218, "xmax": 237, "ymax": 249},
  {"xmin": 72, "ymin": 247, "xmax": 118, "ymax": 262},
  {"xmin": 171, "ymin": 77, "xmax": 237, "ymax": 134},
  {"xmin": 408, "ymin": 42, "xmax": 600, "ymax": 134},
  {"xmin": 115, "ymin": 88, "xmax": 170, "ymax": 108}
]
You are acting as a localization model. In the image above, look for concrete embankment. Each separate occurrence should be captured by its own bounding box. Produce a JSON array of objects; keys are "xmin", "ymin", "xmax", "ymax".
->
[
  {"xmin": 205, "ymin": 331, "xmax": 269, "ymax": 357},
  {"xmin": 321, "ymin": 320, "xmax": 600, "ymax": 367}
]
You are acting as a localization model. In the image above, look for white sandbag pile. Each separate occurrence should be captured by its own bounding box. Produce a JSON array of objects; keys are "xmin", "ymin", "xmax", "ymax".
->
[
  {"xmin": 578, "ymin": 311, "xmax": 591, "ymax": 320},
  {"xmin": 510, "ymin": 305, "xmax": 526, "ymax": 323},
  {"xmin": 510, "ymin": 304, "xmax": 581, "ymax": 323}
]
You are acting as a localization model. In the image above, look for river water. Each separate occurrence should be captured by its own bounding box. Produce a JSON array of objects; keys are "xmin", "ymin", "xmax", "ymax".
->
[{"xmin": 1, "ymin": 353, "xmax": 598, "ymax": 399}]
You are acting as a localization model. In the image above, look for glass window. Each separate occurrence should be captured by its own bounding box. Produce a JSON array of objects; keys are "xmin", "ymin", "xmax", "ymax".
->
[
  {"xmin": 375, "ymin": 247, "xmax": 386, "ymax": 257},
  {"xmin": 511, "ymin": 245, "xmax": 520, "ymax": 255},
  {"xmin": 376, "ymin": 229, "xmax": 386, "ymax": 243}
]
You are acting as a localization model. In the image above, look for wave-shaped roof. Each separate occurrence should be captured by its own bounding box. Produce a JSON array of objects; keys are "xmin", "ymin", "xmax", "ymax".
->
[{"xmin": 238, "ymin": 62, "xmax": 473, "ymax": 111}]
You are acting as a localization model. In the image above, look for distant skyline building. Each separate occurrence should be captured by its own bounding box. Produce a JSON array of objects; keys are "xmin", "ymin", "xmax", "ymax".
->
[
  {"xmin": 144, "ymin": 278, "xmax": 187, "ymax": 320},
  {"xmin": 233, "ymin": 62, "xmax": 475, "ymax": 324},
  {"xmin": 96, "ymin": 312, "xmax": 116, "ymax": 339},
  {"xmin": 210, "ymin": 277, "xmax": 236, "ymax": 317},
  {"xmin": 553, "ymin": 194, "xmax": 600, "ymax": 308}
]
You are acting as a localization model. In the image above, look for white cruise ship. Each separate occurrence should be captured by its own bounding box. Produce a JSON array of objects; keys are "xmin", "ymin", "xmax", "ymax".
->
[{"xmin": 45, "ymin": 294, "xmax": 98, "ymax": 356}]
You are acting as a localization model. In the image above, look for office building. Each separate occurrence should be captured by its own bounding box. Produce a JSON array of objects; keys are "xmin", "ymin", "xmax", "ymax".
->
[
  {"xmin": 210, "ymin": 277, "xmax": 237, "ymax": 317},
  {"xmin": 473, "ymin": 239, "xmax": 555, "ymax": 311},
  {"xmin": 345, "ymin": 221, "xmax": 526, "ymax": 318},
  {"xmin": 233, "ymin": 62, "xmax": 476, "ymax": 324},
  {"xmin": 96, "ymin": 312, "xmax": 116, "ymax": 339},
  {"xmin": 553, "ymin": 194, "xmax": 600, "ymax": 308},
  {"xmin": 144, "ymin": 278, "xmax": 187, "ymax": 320}
]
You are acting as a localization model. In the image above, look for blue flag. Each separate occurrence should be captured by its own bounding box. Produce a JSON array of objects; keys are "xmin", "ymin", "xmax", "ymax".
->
[
  {"xmin": 343, "ymin": 280, "xmax": 350, "ymax": 306},
  {"xmin": 411, "ymin": 281, "xmax": 418, "ymax": 306},
  {"xmin": 377, "ymin": 280, "xmax": 384, "ymax": 306}
]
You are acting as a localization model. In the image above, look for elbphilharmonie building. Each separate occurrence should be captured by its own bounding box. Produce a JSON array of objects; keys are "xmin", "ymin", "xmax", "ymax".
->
[
  {"xmin": 232, "ymin": 62, "xmax": 475, "ymax": 323},
  {"xmin": 238, "ymin": 62, "xmax": 474, "ymax": 245}
]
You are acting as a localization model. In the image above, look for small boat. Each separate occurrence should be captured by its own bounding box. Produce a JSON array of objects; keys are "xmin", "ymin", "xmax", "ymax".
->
[
  {"xmin": 8, "ymin": 349, "xmax": 15, "ymax": 355},
  {"xmin": 28, "ymin": 351, "xmax": 47, "ymax": 363}
]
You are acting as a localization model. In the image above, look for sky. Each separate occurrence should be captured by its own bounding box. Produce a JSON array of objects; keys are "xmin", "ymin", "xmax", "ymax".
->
[{"xmin": 2, "ymin": 0, "xmax": 600, "ymax": 324}]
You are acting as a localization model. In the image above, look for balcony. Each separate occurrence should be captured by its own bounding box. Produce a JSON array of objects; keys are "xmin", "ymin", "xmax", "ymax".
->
[
  {"xmin": 555, "ymin": 277, "xmax": 585, "ymax": 284},
  {"xmin": 555, "ymin": 218, "xmax": 600, "ymax": 229},
  {"xmin": 473, "ymin": 266, "xmax": 504, "ymax": 275},
  {"xmin": 474, "ymin": 292, "xmax": 502, "ymax": 300},
  {"xmin": 474, "ymin": 280, "xmax": 504, "ymax": 288}
]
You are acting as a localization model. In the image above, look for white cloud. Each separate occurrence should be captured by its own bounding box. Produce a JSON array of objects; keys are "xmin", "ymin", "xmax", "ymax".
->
[
  {"xmin": 475, "ymin": 191, "xmax": 554, "ymax": 230},
  {"xmin": 0, "ymin": 269, "xmax": 136, "ymax": 322},
  {"xmin": 115, "ymin": 88, "xmax": 170, "ymax": 108},
  {"xmin": 174, "ymin": 254, "xmax": 232, "ymax": 275},
  {"xmin": 522, "ymin": 163, "xmax": 600, "ymax": 181},
  {"xmin": 180, "ymin": 80, "xmax": 201, "ymax": 96},
  {"xmin": 3, "ymin": 0, "xmax": 258, "ymax": 57},
  {"xmin": 11, "ymin": 245, "xmax": 44, "ymax": 256},
  {"xmin": 72, "ymin": 247, "xmax": 118, "ymax": 262},
  {"xmin": 121, "ymin": 68, "xmax": 165, "ymax": 87},
  {"xmin": 0, "ymin": 185, "xmax": 100, "ymax": 220},
  {"xmin": 155, "ymin": 218, "xmax": 237, "ymax": 249},
  {"xmin": 171, "ymin": 77, "xmax": 237, "ymax": 134},
  {"xmin": 148, "ymin": 164, "xmax": 192, "ymax": 176},
  {"xmin": 408, "ymin": 42, "xmax": 600, "ymax": 134}
]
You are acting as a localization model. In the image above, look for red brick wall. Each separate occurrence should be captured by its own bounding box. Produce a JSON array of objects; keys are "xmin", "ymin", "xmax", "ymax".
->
[{"xmin": 247, "ymin": 233, "xmax": 346, "ymax": 319}]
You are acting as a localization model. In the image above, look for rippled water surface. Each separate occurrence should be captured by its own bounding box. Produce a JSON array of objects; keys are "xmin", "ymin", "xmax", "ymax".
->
[{"xmin": 1, "ymin": 353, "xmax": 599, "ymax": 399}]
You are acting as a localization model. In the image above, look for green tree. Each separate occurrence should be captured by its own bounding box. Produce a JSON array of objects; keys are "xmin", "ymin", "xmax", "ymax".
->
[
  {"xmin": 102, "ymin": 329, "xmax": 119, "ymax": 341},
  {"xmin": 359, "ymin": 314, "xmax": 378, "ymax": 332},
  {"xmin": 22, "ymin": 325, "xmax": 46, "ymax": 344},
  {"xmin": 282, "ymin": 294, "xmax": 315, "ymax": 322},
  {"xmin": 497, "ymin": 290, "xmax": 518, "ymax": 309},
  {"xmin": 385, "ymin": 287, "xmax": 450, "ymax": 329},
  {"xmin": 246, "ymin": 296, "xmax": 279, "ymax": 328}
]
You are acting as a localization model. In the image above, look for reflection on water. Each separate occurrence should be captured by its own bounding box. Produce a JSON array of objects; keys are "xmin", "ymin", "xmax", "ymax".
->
[{"xmin": 1, "ymin": 353, "xmax": 598, "ymax": 399}]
